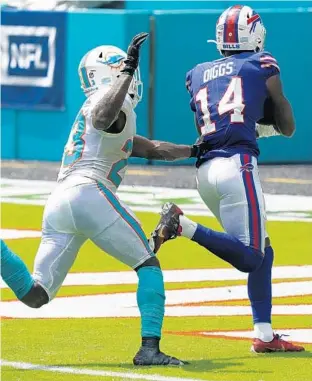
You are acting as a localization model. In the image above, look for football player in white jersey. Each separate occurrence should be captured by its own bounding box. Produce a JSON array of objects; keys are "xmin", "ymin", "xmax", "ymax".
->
[{"xmin": 1, "ymin": 32, "xmax": 200, "ymax": 365}]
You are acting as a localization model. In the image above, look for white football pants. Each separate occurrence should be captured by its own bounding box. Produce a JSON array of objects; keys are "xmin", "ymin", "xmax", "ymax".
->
[
  {"xmin": 33, "ymin": 176, "xmax": 153, "ymax": 300},
  {"xmin": 196, "ymin": 154, "xmax": 267, "ymax": 253}
]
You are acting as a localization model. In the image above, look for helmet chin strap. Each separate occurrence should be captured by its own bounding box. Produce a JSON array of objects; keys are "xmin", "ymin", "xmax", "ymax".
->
[{"xmin": 207, "ymin": 39, "xmax": 224, "ymax": 56}]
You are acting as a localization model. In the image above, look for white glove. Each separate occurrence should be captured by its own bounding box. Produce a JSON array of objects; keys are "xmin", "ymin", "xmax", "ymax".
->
[{"xmin": 256, "ymin": 123, "xmax": 281, "ymax": 139}]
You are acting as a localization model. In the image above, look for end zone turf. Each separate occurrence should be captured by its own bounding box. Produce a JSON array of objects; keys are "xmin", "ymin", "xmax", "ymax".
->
[{"xmin": 1, "ymin": 199, "xmax": 311, "ymax": 381}]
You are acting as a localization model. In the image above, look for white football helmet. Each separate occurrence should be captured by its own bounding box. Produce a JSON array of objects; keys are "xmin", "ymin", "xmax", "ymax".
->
[
  {"xmin": 210, "ymin": 5, "xmax": 266, "ymax": 54},
  {"xmin": 78, "ymin": 45, "xmax": 142, "ymax": 108}
]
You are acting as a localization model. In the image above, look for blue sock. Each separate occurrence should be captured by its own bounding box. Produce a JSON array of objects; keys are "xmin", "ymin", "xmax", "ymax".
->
[
  {"xmin": 192, "ymin": 224, "xmax": 264, "ymax": 273},
  {"xmin": 1, "ymin": 240, "xmax": 34, "ymax": 300},
  {"xmin": 136, "ymin": 266, "xmax": 165, "ymax": 338},
  {"xmin": 248, "ymin": 245, "xmax": 274, "ymax": 323}
]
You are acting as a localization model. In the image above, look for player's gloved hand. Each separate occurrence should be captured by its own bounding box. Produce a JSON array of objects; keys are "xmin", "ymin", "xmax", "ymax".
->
[
  {"xmin": 190, "ymin": 144, "xmax": 200, "ymax": 158},
  {"xmin": 121, "ymin": 32, "xmax": 149, "ymax": 76},
  {"xmin": 190, "ymin": 137, "xmax": 210, "ymax": 158}
]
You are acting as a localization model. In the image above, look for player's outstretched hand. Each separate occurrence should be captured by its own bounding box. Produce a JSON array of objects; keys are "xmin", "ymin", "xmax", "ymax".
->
[
  {"xmin": 128, "ymin": 32, "xmax": 149, "ymax": 54},
  {"xmin": 121, "ymin": 32, "xmax": 149, "ymax": 76}
]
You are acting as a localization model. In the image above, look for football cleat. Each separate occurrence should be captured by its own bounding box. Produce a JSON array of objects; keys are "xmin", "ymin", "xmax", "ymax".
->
[
  {"xmin": 133, "ymin": 346, "xmax": 188, "ymax": 366},
  {"xmin": 251, "ymin": 334, "xmax": 305, "ymax": 353},
  {"xmin": 149, "ymin": 202, "xmax": 183, "ymax": 254}
]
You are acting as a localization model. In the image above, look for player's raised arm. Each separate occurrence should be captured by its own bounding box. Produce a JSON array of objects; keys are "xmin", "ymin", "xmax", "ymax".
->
[
  {"xmin": 266, "ymin": 75, "xmax": 295, "ymax": 137},
  {"xmin": 92, "ymin": 33, "xmax": 148, "ymax": 131},
  {"xmin": 131, "ymin": 135, "xmax": 199, "ymax": 161}
]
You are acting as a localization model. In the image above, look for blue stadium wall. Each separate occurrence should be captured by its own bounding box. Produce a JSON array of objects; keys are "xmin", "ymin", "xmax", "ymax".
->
[{"xmin": 2, "ymin": 5, "xmax": 312, "ymax": 163}]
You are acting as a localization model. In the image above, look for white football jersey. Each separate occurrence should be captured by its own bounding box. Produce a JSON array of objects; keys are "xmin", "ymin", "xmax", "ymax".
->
[{"xmin": 57, "ymin": 87, "xmax": 136, "ymax": 193}]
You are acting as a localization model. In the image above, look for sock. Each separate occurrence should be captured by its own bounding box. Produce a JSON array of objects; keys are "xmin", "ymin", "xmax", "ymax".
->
[
  {"xmin": 192, "ymin": 224, "xmax": 264, "ymax": 273},
  {"xmin": 254, "ymin": 323, "xmax": 274, "ymax": 342},
  {"xmin": 248, "ymin": 245, "xmax": 274, "ymax": 341},
  {"xmin": 179, "ymin": 215, "xmax": 197, "ymax": 239},
  {"xmin": 141, "ymin": 337, "xmax": 160, "ymax": 350},
  {"xmin": 136, "ymin": 266, "xmax": 165, "ymax": 338},
  {"xmin": 1, "ymin": 240, "xmax": 34, "ymax": 300}
]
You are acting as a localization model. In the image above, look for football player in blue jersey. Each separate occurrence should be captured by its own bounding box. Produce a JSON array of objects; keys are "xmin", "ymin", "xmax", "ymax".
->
[{"xmin": 151, "ymin": 5, "xmax": 305, "ymax": 353}]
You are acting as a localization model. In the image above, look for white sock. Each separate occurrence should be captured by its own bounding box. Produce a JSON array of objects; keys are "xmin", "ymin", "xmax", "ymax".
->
[
  {"xmin": 254, "ymin": 323, "xmax": 274, "ymax": 342},
  {"xmin": 179, "ymin": 215, "xmax": 198, "ymax": 239}
]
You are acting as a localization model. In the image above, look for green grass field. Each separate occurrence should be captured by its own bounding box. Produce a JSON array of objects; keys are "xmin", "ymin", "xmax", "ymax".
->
[{"xmin": 1, "ymin": 202, "xmax": 312, "ymax": 381}]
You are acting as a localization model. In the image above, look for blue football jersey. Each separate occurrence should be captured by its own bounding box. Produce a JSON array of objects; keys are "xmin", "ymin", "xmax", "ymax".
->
[{"xmin": 186, "ymin": 51, "xmax": 280, "ymax": 161}]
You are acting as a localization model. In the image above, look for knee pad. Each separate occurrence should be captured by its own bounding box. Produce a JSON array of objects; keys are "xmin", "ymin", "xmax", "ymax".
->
[
  {"xmin": 26, "ymin": 300, "xmax": 45, "ymax": 309},
  {"xmin": 21, "ymin": 283, "xmax": 49, "ymax": 309},
  {"xmin": 135, "ymin": 256, "xmax": 160, "ymax": 272}
]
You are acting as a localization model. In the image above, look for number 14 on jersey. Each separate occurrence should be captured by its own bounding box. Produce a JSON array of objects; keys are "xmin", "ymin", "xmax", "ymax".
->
[{"xmin": 196, "ymin": 77, "xmax": 245, "ymax": 135}]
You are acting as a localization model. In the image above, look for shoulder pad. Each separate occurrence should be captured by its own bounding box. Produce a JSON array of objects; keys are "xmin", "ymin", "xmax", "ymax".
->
[{"xmin": 255, "ymin": 51, "xmax": 280, "ymax": 72}]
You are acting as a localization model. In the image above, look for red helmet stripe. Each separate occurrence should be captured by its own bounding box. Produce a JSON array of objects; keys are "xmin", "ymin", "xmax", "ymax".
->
[
  {"xmin": 224, "ymin": 5, "xmax": 242, "ymax": 43},
  {"xmin": 247, "ymin": 14, "xmax": 260, "ymax": 25}
]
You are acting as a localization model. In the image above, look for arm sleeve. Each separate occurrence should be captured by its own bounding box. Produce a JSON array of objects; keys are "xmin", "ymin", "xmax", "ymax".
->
[
  {"xmin": 86, "ymin": 87, "xmax": 133, "ymax": 133},
  {"xmin": 88, "ymin": 87, "xmax": 133, "ymax": 118},
  {"xmin": 186, "ymin": 69, "xmax": 196, "ymax": 112}
]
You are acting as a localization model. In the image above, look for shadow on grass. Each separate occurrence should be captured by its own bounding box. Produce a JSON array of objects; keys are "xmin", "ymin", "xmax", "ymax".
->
[
  {"xmin": 54, "ymin": 350, "xmax": 311, "ymax": 374},
  {"xmin": 51, "ymin": 360, "xmax": 262, "ymax": 374}
]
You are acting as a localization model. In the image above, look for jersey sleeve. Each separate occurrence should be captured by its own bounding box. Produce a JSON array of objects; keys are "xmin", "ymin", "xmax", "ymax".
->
[
  {"xmin": 185, "ymin": 69, "xmax": 196, "ymax": 112},
  {"xmin": 121, "ymin": 94, "xmax": 135, "ymax": 117},
  {"xmin": 256, "ymin": 51, "xmax": 280, "ymax": 80}
]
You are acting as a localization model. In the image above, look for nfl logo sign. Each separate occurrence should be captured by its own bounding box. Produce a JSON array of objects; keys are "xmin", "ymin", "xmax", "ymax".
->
[
  {"xmin": 1, "ymin": 9, "xmax": 66, "ymax": 110},
  {"xmin": 1, "ymin": 25, "xmax": 56, "ymax": 88}
]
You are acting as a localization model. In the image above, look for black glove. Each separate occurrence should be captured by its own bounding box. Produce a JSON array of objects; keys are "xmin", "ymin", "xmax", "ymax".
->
[
  {"xmin": 189, "ymin": 137, "xmax": 210, "ymax": 158},
  {"xmin": 190, "ymin": 144, "xmax": 200, "ymax": 158},
  {"xmin": 121, "ymin": 32, "xmax": 149, "ymax": 76}
]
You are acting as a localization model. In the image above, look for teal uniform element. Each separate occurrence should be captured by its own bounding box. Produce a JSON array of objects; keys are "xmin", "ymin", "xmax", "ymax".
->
[
  {"xmin": 107, "ymin": 139, "xmax": 133, "ymax": 188},
  {"xmin": 80, "ymin": 66, "xmax": 90, "ymax": 89},
  {"xmin": 97, "ymin": 180, "xmax": 151, "ymax": 253},
  {"xmin": 1, "ymin": 240, "xmax": 34, "ymax": 300},
  {"xmin": 78, "ymin": 51, "xmax": 92, "ymax": 90},
  {"xmin": 63, "ymin": 111, "xmax": 86, "ymax": 167},
  {"xmin": 137, "ymin": 266, "xmax": 165, "ymax": 338}
]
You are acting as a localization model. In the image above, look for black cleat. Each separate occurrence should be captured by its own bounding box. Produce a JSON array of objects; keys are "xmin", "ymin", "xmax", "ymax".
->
[
  {"xmin": 133, "ymin": 346, "xmax": 188, "ymax": 366},
  {"xmin": 149, "ymin": 202, "xmax": 183, "ymax": 254}
]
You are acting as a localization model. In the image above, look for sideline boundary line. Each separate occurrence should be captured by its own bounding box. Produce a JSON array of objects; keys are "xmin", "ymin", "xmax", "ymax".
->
[{"xmin": 1, "ymin": 359, "xmax": 217, "ymax": 381}]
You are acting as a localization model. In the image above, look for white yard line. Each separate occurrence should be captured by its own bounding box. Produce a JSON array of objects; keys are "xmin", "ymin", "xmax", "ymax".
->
[
  {"xmin": 0, "ymin": 360, "xmax": 212, "ymax": 381},
  {"xmin": 1, "ymin": 266, "xmax": 312, "ymax": 289},
  {"xmin": 2, "ymin": 285, "xmax": 311, "ymax": 318},
  {"xmin": 1, "ymin": 178, "xmax": 312, "ymax": 222},
  {"xmin": 202, "ymin": 329, "xmax": 312, "ymax": 344}
]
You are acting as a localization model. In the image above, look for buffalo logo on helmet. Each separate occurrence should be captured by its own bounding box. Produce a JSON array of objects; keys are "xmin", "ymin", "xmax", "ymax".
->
[{"xmin": 247, "ymin": 13, "xmax": 262, "ymax": 34}]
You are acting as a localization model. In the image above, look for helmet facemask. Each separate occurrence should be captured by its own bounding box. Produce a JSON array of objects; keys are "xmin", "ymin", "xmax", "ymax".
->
[{"xmin": 127, "ymin": 66, "xmax": 143, "ymax": 109}]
